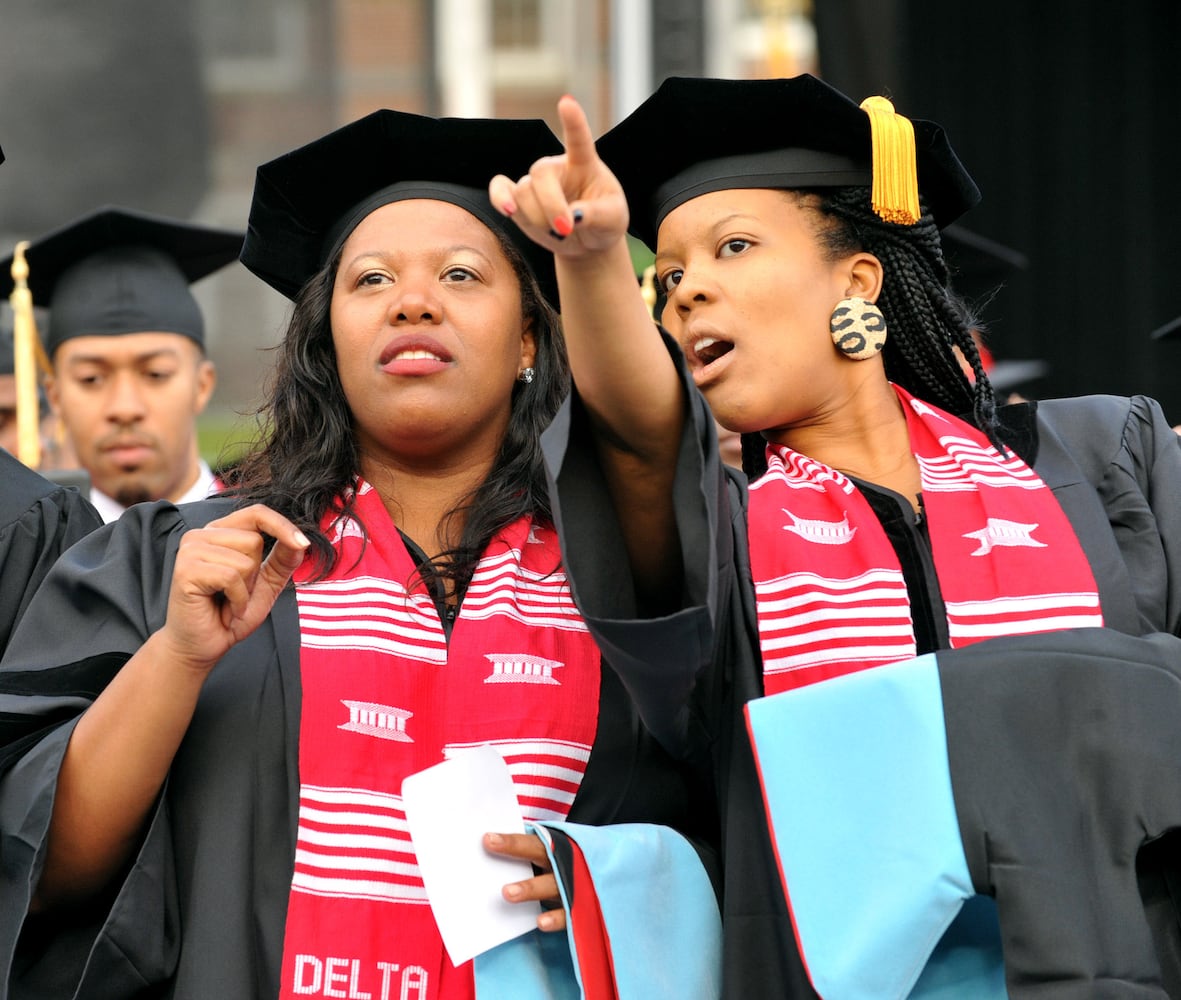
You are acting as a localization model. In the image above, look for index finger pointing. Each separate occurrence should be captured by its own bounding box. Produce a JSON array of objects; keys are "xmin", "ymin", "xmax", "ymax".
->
[{"xmin": 557, "ymin": 94, "xmax": 597, "ymax": 169}]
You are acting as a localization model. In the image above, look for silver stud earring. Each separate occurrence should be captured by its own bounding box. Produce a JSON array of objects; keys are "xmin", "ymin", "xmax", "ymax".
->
[{"xmin": 518, "ymin": 367, "xmax": 535, "ymax": 384}]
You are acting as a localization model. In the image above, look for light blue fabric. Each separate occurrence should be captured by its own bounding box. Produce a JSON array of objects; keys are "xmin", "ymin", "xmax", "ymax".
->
[
  {"xmin": 475, "ymin": 927, "xmax": 581, "ymax": 1000},
  {"xmin": 474, "ymin": 822, "xmax": 721, "ymax": 1000},
  {"xmin": 910, "ymin": 895, "xmax": 1006, "ymax": 999},
  {"xmin": 745, "ymin": 654, "xmax": 975, "ymax": 999}
]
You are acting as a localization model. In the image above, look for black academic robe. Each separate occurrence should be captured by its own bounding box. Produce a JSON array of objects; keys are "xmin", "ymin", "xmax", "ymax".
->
[
  {"xmin": 0, "ymin": 450, "xmax": 101, "ymax": 658},
  {"xmin": 0, "ymin": 497, "xmax": 716, "ymax": 999},
  {"xmin": 541, "ymin": 332, "xmax": 1181, "ymax": 998}
]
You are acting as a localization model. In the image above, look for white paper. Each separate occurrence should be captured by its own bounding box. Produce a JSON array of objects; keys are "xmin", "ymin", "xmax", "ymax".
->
[{"xmin": 401, "ymin": 744, "xmax": 538, "ymax": 965}]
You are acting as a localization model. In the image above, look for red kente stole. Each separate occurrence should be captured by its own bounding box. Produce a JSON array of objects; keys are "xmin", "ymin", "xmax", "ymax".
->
[
  {"xmin": 279, "ymin": 480, "xmax": 601, "ymax": 1000},
  {"xmin": 747, "ymin": 386, "xmax": 1103, "ymax": 696}
]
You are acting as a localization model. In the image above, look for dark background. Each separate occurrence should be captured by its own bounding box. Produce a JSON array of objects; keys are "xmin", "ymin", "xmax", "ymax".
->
[
  {"xmin": 814, "ymin": 0, "xmax": 1181, "ymax": 420},
  {"xmin": 655, "ymin": 0, "xmax": 1181, "ymax": 421}
]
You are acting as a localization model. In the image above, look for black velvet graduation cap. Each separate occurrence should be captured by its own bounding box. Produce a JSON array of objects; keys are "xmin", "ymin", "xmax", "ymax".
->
[
  {"xmin": 597, "ymin": 74, "xmax": 981, "ymax": 250},
  {"xmin": 0, "ymin": 206, "xmax": 244, "ymax": 356},
  {"xmin": 987, "ymin": 359, "xmax": 1049, "ymax": 393},
  {"xmin": 942, "ymin": 225, "xmax": 1028, "ymax": 303},
  {"xmin": 1150, "ymin": 316, "xmax": 1181, "ymax": 340},
  {"xmin": 942, "ymin": 225, "xmax": 1048, "ymax": 392},
  {"xmin": 240, "ymin": 109, "xmax": 564, "ymax": 307}
]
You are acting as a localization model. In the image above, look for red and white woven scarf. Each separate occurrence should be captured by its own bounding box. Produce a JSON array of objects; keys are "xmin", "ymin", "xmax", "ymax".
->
[
  {"xmin": 278, "ymin": 480, "xmax": 601, "ymax": 1000},
  {"xmin": 748, "ymin": 386, "xmax": 1103, "ymax": 696}
]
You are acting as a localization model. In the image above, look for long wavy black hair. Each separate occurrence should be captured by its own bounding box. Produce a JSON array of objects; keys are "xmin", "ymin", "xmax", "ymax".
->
[
  {"xmin": 739, "ymin": 185, "xmax": 998, "ymax": 480},
  {"xmin": 225, "ymin": 227, "xmax": 568, "ymax": 587}
]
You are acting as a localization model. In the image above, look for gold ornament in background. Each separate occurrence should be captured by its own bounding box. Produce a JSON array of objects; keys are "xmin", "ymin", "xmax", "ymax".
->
[
  {"xmin": 640, "ymin": 264, "xmax": 658, "ymax": 319},
  {"xmin": 9, "ymin": 242, "xmax": 52, "ymax": 470}
]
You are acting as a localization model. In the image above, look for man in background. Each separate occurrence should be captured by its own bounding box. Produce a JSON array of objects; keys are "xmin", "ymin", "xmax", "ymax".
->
[{"xmin": 0, "ymin": 206, "xmax": 243, "ymax": 521}]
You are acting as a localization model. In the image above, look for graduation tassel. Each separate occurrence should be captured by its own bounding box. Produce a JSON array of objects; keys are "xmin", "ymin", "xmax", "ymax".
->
[
  {"xmin": 640, "ymin": 264, "xmax": 658, "ymax": 319},
  {"xmin": 859, "ymin": 95, "xmax": 921, "ymax": 226},
  {"xmin": 9, "ymin": 241, "xmax": 46, "ymax": 470}
]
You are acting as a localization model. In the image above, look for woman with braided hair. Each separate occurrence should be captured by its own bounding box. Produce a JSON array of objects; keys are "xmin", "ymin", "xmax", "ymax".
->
[
  {"xmin": 733, "ymin": 181, "xmax": 1000, "ymax": 481},
  {"xmin": 493, "ymin": 76, "xmax": 1181, "ymax": 998}
]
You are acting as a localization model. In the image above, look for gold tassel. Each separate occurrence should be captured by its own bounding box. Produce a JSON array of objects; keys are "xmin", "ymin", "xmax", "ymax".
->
[
  {"xmin": 640, "ymin": 264, "xmax": 658, "ymax": 319},
  {"xmin": 9, "ymin": 241, "xmax": 44, "ymax": 469},
  {"xmin": 859, "ymin": 95, "xmax": 921, "ymax": 226}
]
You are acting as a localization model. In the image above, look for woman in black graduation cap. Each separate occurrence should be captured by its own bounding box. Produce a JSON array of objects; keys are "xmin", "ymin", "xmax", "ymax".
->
[
  {"xmin": 492, "ymin": 79, "xmax": 1181, "ymax": 998},
  {"xmin": 0, "ymin": 111, "xmax": 720, "ymax": 1000}
]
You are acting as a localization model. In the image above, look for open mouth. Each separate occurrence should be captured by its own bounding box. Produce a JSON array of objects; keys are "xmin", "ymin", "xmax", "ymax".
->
[{"xmin": 692, "ymin": 335, "xmax": 735, "ymax": 368}]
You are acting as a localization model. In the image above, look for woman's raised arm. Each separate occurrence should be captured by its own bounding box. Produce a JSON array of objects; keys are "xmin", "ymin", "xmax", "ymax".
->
[{"xmin": 490, "ymin": 96, "xmax": 686, "ymax": 608}]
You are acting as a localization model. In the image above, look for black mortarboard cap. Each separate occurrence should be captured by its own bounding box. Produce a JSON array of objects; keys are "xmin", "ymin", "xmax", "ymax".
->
[
  {"xmin": 241, "ymin": 109, "xmax": 564, "ymax": 307},
  {"xmin": 987, "ymin": 359, "xmax": 1049, "ymax": 393},
  {"xmin": 597, "ymin": 74, "xmax": 981, "ymax": 250},
  {"xmin": 942, "ymin": 224, "xmax": 1029, "ymax": 305},
  {"xmin": 941, "ymin": 226, "xmax": 1047, "ymax": 392},
  {"xmin": 1150, "ymin": 316, "xmax": 1181, "ymax": 340},
  {"xmin": 0, "ymin": 206, "xmax": 245, "ymax": 356}
]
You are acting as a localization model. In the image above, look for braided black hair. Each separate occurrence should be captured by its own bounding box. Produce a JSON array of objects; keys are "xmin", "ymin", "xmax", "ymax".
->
[{"xmin": 740, "ymin": 186, "xmax": 1001, "ymax": 481}]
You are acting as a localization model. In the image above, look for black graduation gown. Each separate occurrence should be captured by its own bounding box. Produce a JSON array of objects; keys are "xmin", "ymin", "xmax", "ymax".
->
[
  {"xmin": 0, "ymin": 496, "xmax": 716, "ymax": 999},
  {"xmin": 0, "ymin": 450, "xmax": 101, "ymax": 658},
  {"xmin": 541, "ymin": 332, "xmax": 1181, "ymax": 998}
]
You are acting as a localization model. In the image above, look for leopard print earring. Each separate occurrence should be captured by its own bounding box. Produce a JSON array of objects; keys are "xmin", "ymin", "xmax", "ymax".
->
[{"xmin": 829, "ymin": 297, "xmax": 887, "ymax": 360}]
